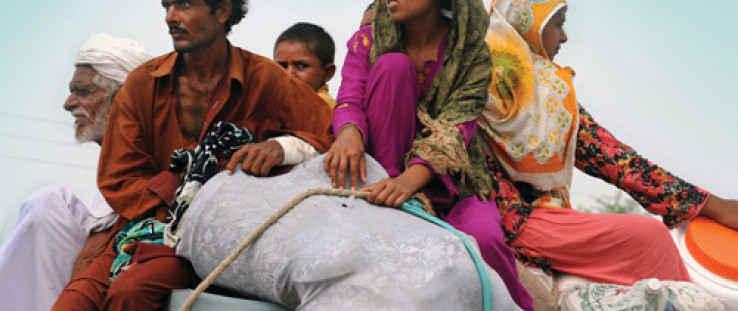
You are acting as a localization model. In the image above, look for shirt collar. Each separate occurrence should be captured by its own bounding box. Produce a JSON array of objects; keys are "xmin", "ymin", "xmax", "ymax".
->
[
  {"xmin": 317, "ymin": 84, "xmax": 330, "ymax": 94},
  {"xmin": 149, "ymin": 41, "xmax": 245, "ymax": 87}
]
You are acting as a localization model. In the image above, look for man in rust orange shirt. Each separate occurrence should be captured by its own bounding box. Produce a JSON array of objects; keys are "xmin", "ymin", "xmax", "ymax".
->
[{"xmin": 52, "ymin": 0, "xmax": 333, "ymax": 310}]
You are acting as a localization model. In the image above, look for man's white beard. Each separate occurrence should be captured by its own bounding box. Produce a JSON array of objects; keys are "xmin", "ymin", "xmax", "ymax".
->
[{"xmin": 75, "ymin": 100, "xmax": 110, "ymax": 144}]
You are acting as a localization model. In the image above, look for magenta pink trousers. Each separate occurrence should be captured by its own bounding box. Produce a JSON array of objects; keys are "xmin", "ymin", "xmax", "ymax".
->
[{"xmin": 362, "ymin": 53, "xmax": 534, "ymax": 311}]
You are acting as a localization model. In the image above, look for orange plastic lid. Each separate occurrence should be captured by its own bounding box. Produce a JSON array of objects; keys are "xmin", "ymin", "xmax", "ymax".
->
[{"xmin": 685, "ymin": 216, "xmax": 738, "ymax": 281}]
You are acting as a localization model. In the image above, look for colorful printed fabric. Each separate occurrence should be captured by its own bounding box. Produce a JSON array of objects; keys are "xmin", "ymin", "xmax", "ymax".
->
[
  {"xmin": 479, "ymin": 0, "xmax": 578, "ymax": 196},
  {"xmin": 493, "ymin": 0, "xmax": 567, "ymax": 60},
  {"xmin": 574, "ymin": 108, "xmax": 707, "ymax": 227},
  {"xmin": 489, "ymin": 106, "xmax": 709, "ymax": 271},
  {"xmin": 110, "ymin": 122, "xmax": 255, "ymax": 281},
  {"xmin": 368, "ymin": 0, "xmax": 493, "ymax": 199},
  {"xmin": 164, "ymin": 121, "xmax": 255, "ymax": 246},
  {"xmin": 109, "ymin": 217, "xmax": 165, "ymax": 282}
]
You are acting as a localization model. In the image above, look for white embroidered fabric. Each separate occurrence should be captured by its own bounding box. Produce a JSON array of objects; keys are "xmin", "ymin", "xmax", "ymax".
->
[
  {"xmin": 176, "ymin": 155, "xmax": 522, "ymax": 311},
  {"xmin": 559, "ymin": 278, "xmax": 725, "ymax": 311}
]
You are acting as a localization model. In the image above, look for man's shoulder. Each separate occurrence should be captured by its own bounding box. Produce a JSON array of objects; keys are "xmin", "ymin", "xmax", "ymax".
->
[
  {"xmin": 232, "ymin": 46, "xmax": 289, "ymax": 81},
  {"xmin": 116, "ymin": 52, "xmax": 176, "ymax": 104},
  {"xmin": 124, "ymin": 52, "xmax": 177, "ymax": 82}
]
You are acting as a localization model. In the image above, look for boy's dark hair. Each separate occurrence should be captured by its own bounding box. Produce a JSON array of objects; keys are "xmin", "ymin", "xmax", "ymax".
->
[
  {"xmin": 204, "ymin": 0, "xmax": 248, "ymax": 34},
  {"xmin": 275, "ymin": 22, "xmax": 335, "ymax": 66}
]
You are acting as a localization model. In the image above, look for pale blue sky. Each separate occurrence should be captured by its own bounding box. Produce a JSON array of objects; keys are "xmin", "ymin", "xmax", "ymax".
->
[{"xmin": 1, "ymin": 1, "xmax": 736, "ymax": 242}]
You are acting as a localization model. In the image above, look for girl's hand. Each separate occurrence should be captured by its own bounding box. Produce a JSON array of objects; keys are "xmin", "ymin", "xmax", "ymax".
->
[
  {"xmin": 324, "ymin": 125, "xmax": 367, "ymax": 189},
  {"xmin": 361, "ymin": 165, "xmax": 433, "ymax": 208},
  {"xmin": 699, "ymin": 195, "xmax": 738, "ymax": 230},
  {"xmin": 361, "ymin": 178, "xmax": 414, "ymax": 208}
]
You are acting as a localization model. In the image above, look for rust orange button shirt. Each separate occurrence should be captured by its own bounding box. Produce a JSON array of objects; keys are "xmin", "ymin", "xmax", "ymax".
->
[{"xmin": 97, "ymin": 44, "xmax": 334, "ymax": 222}]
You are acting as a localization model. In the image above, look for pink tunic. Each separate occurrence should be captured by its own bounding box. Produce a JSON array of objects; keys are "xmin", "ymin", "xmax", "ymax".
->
[
  {"xmin": 333, "ymin": 25, "xmax": 534, "ymax": 311},
  {"xmin": 333, "ymin": 26, "xmax": 475, "ymax": 203}
]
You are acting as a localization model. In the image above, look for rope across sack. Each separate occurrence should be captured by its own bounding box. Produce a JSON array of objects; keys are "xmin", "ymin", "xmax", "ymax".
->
[{"xmin": 178, "ymin": 188, "xmax": 494, "ymax": 311}]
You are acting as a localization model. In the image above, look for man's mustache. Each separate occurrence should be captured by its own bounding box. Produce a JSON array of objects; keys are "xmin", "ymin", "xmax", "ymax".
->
[
  {"xmin": 169, "ymin": 26, "xmax": 188, "ymax": 35},
  {"xmin": 70, "ymin": 107, "xmax": 90, "ymax": 119}
]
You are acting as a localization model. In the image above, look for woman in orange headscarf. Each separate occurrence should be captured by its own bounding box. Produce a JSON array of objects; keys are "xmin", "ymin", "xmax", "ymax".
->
[{"xmin": 469, "ymin": 0, "xmax": 738, "ymax": 286}]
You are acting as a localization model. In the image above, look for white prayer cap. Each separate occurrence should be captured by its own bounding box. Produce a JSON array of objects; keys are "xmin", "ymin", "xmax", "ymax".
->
[{"xmin": 75, "ymin": 33, "xmax": 152, "ymax": 84}]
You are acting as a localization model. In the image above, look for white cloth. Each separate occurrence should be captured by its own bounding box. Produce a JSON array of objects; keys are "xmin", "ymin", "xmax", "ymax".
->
[
  {"xmin": 177, "ymin": 155, "xmax": 522, "ymax": 311},
  {"xmin": 75, "ymin": 33, "xmax": 152, "ymax": 84},
  {"xmin": 83, "ymin": 189, "xmax": 117, "ymax": 233},
  {"xmin": 269, "ymin": 135, "xmax": 321, "ymax": 166},
  {"xmin": 0, "ymin": 187, "xmax": 116, "ymax": 311},
  {"xmin": 559, "ymin": 278, "xmax": 725, "ymax": 311}
]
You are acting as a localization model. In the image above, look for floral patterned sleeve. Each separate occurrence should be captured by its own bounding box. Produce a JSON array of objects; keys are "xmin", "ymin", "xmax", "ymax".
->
[
  {"xmin": 574, "ymin": 105, "xmax": 710, "ymax": 227},
  {"xmin": 487, "ymin": 154, "xmax": 552, "ymax": 272}
]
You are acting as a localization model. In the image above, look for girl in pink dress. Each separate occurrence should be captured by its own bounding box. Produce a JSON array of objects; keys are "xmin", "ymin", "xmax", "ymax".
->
[{"xmin": 325, "ymin": 0, "xmax": 534, "ymax": 309}]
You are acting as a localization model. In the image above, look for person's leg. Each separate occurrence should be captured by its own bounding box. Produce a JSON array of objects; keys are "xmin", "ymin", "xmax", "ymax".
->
[
  {"xmin": 51, "ymin": 230, "xmax": 117, "ymax": 311},
  {"xmin": 513, "ymin": 208, "xmax": 689, "ymax": 284},
  {"xmin": 102, "ymin": 243, "xmax": 199, "ymax": 311},
  {"xmin": 443, "ymin": 196, "xmax": 535, "ymax": 311},
  {"xmin": 0, "ymin": 187, "xmax": 90, "ymax": 311},
  {"xmin": 364, "ymin": 53, "xmax": 420, "ymax": 177}
]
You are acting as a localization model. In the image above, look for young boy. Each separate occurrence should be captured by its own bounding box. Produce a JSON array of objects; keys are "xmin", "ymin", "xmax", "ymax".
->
[{"xmin": 274, "ymin": 22, "xmax": 337, "ymax": 108}]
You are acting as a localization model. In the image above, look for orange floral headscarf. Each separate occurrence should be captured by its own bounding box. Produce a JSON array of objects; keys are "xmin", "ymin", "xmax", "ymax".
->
[
  {"xmin": 479, "ymin": 0, "xmax": 578, "ymax": 197},
  {"xmin": 495, "ymin": 0, "xmax": 567, "ymax": 59}
]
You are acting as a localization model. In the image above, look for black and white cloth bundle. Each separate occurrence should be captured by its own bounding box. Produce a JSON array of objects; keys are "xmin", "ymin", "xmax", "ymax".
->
[{"xmin": 164, "ymin": 121, "xmax": 255, "ymax": 246}]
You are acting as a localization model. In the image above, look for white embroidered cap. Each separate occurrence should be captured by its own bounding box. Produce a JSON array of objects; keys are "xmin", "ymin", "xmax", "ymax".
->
[{"xmin": 75, "ymin": 33, "xmax": 152, "ymax": 84}]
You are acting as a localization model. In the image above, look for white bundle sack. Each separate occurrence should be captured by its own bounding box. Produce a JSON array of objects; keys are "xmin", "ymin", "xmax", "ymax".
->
[{"xmin": 176, "ymin": 155, "xmax": 522, "ymax": 311}]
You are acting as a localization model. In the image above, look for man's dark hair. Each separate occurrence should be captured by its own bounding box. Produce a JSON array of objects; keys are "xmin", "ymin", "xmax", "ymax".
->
[
  {"xmin": 204, "ymin": 0, "xmax": 248, "ymax": 34},
  {"xmin": 275, "ymin": 22, "xmax": 335, "ymax": 66}
]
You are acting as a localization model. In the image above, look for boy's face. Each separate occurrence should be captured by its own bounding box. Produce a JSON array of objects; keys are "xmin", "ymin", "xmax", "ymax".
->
[
  {"xmin": 541, "ymin": 7, "xmax": 568, "ymax": 60},
  {"xmin": 274, "ymin": 41, "xmax": 335, "ymax": 91}
]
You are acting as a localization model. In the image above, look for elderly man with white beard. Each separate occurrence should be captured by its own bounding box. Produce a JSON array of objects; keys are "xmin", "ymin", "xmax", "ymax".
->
[{"xmin": 0, "ymin": 34, "xmax": 150, "ymax": 311}]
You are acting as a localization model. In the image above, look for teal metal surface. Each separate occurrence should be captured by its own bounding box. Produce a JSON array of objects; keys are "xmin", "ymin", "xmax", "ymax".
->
[{"xmin": 166, "ymin": 289, "xmax": 289, "ymax": 311}]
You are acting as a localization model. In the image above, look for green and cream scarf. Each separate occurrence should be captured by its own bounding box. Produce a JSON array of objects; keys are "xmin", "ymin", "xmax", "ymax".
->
[{"xmin": 370, "ymin": 0, "xmax": 493, "ymax": 201}]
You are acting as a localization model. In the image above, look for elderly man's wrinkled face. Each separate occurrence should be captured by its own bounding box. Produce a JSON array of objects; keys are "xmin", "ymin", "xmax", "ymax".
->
[{"xmin": 63, "ymin": 65, "xmax": 110, "ymax": 144}]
